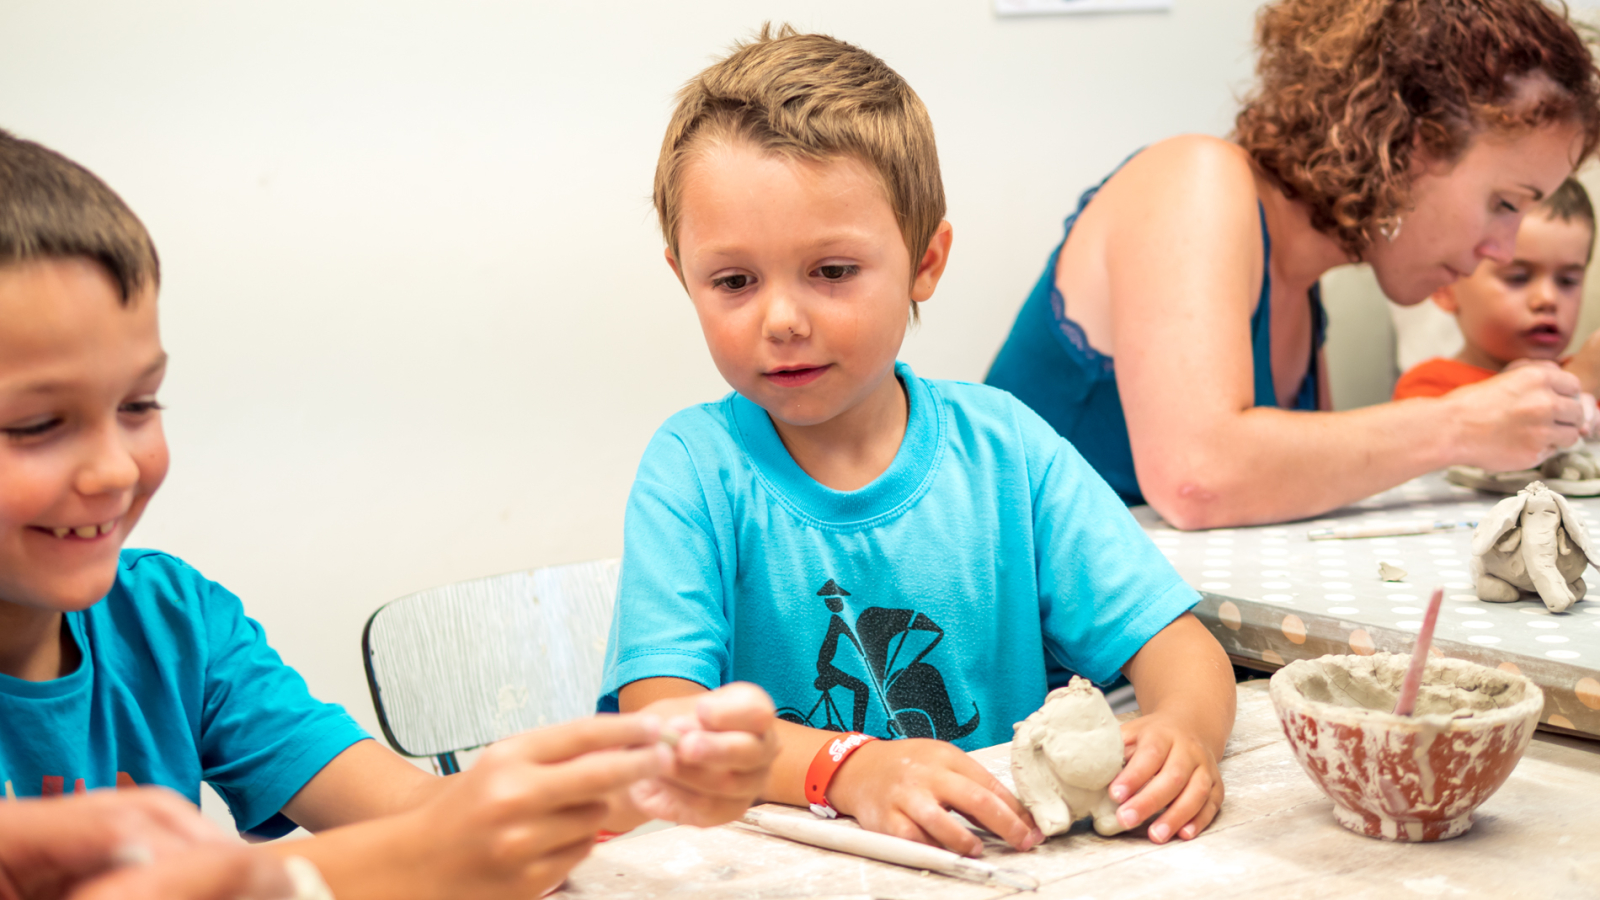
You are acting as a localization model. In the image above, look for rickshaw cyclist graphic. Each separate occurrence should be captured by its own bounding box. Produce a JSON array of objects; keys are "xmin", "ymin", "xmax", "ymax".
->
[{"xmin": 776, "ymin": 579, "xmax": 979, "ymax": 740}]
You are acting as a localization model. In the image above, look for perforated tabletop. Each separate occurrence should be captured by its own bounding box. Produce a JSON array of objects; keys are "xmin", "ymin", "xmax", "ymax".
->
[{"xmin": 1136, "ymin": 472, "xmax": 1600, "ymax": 738}]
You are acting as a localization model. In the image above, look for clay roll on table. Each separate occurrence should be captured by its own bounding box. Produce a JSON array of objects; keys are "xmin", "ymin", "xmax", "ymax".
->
[{"xmin": 1137, "ymin": 471, "xmax": 1600, "ymax": 739}]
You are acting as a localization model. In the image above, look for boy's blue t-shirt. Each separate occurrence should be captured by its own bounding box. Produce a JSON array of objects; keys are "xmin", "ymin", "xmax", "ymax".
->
[
  {"xmin": 600, "ymin": 362, "xmax": 1198, "ymax": 749},
  {"xmin": 0, "ymin": 550, "xmax": 369, "ymax": 837}
]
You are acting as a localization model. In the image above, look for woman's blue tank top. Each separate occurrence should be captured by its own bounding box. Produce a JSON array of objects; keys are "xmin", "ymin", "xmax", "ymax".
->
[{"xmin": 985, "ymin": 165, "xmax": 1326, "ymax": 506}]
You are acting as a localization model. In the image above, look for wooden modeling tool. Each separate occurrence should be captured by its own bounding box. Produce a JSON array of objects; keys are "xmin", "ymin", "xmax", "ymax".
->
[
  {"xmin": 1392, "ymin": 587, "xmax": 1445, "ymax": 716},
  {"xmin": 1308, "ymin": 520, "xmax": 1477, "ymax": 540},
  {"xmin": 740, "ymin": 809, "xmax": 1039, "ymax": 892}
]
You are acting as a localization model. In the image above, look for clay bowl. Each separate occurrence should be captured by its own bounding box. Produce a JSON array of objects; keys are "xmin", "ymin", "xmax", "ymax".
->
[{"xmin": 1269, "ymin": 652, "xmax": 1543, "ymax": 842}]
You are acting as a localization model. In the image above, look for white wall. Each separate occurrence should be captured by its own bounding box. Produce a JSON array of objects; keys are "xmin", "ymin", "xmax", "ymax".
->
[{"xmin": 0, "ymin": 1, "xmax": 1262, "ymax": 767}]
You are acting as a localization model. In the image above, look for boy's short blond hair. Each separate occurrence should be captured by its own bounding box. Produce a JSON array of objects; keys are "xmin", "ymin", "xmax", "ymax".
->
[
  {"xmin": 654, "ymin": 24, "xmax": 945, "ymax": 314},
  {"xmin": 0, "ymin": 129, "xmax": 158, "ymax": 304}
]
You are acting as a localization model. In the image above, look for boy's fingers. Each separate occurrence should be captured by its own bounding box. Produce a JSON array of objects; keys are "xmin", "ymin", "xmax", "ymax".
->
[
  {"xmin": 694, "ymin": 682, "xmax": 777, "ymax": 734},
  {"xmin": 1116, "ymin": 753, "xmax": 1190, "ymax": 830},
  {"xmin": 907, "ymin": 797, "xmax": 983, "ymax": 857},
  {"xmin": 673, "ymin": 728, "xmax": 776, "ymax": 773},
  {"xmin": 1145, "ymin": 769, "xmax": 1214, "ymax": 843},
  {"xmin": 498, "ymin": 715, "xmax": 659, "ymax": 766},
  {"xmin": 1178, "ymin": 793, "xmax": 1223, "ymax": 841},
  {"xmin": 489, "ymin": 803, "xmax": 610, "ymax": 864},
  {"xmin": 517, "ymin": 833, "xmax": 599, "ymax": 896},
  {"xmin": 66, "ymin": 847, "xmax": 279, "ymax": 900},
  {"xmin": 523, "ymin": 747, "xmax": 665, "ymax": 810},
  {"xmin": 1108, "ymin": 732, "xmax": 1169, "ymax": 805},
  {"xmin": 932, "ymin": 768, "xmax": 1037, "ymax": 853}
]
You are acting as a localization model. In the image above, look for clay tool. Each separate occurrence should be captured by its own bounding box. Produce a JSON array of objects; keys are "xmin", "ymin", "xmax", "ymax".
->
[
  {"xmin": 658, "ymin": 727, "xmax": 682, "ymax": 748},
  {"xmin": 740, "ymin": 809, "xmax": 1039, "ymax": 891},
  {"xmin": 1308, "ymin": 520, "xmax": 1477, "ymax": 541},
  {"xmin": 1392, "ymin": 586, "xmax": 1445, "ymax": 716}
]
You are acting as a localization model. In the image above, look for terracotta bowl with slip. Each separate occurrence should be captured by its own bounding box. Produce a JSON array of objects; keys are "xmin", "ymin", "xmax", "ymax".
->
[{"xmin": 1269, "ymin": 653, "xmax": 1543, "ymax": 842}]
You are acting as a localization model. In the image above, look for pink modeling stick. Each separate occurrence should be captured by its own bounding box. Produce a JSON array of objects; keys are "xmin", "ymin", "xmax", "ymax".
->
[{"xmin": 1393, "ymin": 587, "xmax": 1445, "ymax": 716}]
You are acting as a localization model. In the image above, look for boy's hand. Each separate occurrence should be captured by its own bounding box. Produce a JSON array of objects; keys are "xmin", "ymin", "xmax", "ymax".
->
[
  {"xmin": 627, "ymin": 682, "xmax": 780, "ymax": 827},
  {"xmin": 0, "ymin": 788, "xmax": 233, "ymax": 900},
  {"xmin": 1107, "ymin": 712, "xmax": 1223, "ymax": 844},
  {"xmin": 826, "ymin": 738, "xmax": 1042, "ymax": 857},
  {"xmin": 377, "ymin": 715, "xmax": 666, "ymax": 900},
  {"xmin": 66, "ymin": 846, "xmax": 290, "ymax": 900}
]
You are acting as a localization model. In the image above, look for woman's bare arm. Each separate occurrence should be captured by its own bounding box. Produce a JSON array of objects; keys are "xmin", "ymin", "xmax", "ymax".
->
[{"xmin": 1084, "ymin": 137, "xmax": 1580, "ymax": 528}]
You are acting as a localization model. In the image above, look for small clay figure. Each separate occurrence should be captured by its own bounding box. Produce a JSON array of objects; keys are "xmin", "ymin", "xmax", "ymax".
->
[
  {"xmin": 1447, "ymin": 445, "xmax": 1600, "ymax": 496},
  {"xmin": 1471, "ymin": 480, "xmax": 1598, "ymax": 613},
  {"xmin": 1378, "ymin": 561, "xmax": 1407, "ymax": 582},
  {"xmin": 1010, "ymin": 676, "xmax": 1126, "ymax": 837}
]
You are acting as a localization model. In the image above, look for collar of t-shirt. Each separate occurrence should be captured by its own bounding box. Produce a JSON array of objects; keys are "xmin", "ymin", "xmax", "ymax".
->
[{"xmin": 728, "ymin": 360, "xmax": 943, "ymax": 527}]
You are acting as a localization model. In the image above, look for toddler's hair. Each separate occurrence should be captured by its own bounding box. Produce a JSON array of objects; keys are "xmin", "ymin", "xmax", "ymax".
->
[
  {"xmin": 653, "ymin": 24, "xmax": 943, "ymax": 317},
  {"xmin": 1542, "ymin": 177, "xmax": 1595, "ymax": 228},
  {"xmin": 1235, "ymin": 0, "xmax": 1600, "ymax": 255},
  {"xmin": 0, "ymin": 129, "xmax": 158, "ymax": 303}
]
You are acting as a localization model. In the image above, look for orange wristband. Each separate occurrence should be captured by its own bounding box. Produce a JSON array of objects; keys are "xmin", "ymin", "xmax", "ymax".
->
[{"xmin": 804, "ymin": 732, "xmax": 877, "ymax": 818}]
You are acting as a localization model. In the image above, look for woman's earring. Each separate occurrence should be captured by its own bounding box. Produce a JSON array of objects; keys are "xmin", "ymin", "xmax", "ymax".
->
[{"xmin": 1379, "ymin": 217, "xmax": 1404, "ymax": 242}]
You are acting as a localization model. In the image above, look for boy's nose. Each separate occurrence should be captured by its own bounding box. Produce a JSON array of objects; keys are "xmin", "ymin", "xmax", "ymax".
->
[
  {"xmin": 75, "ymin": 425, "xmax": 140, "ymax": 497},
  {"xmin": 761, "ymin": 288, "xmax": 811, "ymax": 341}
]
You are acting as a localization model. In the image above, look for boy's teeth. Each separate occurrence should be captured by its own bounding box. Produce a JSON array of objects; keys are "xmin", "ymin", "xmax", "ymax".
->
[
  {"xmin": 53, "ymin": 527, "xmax": 69, "ymax": 539},
  {"xmin": 73, "ymin": 525, "xmax": 97, "ymax": 539},
  {"xmin": 99, "ymin": 522, "xmax": 114, "ymax": 536}
]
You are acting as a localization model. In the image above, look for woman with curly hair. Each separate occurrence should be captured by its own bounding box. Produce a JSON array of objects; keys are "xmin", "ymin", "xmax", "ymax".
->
[{"xmin": 987, "ymin": 0, "xmax": 1600, "ymax": 528}]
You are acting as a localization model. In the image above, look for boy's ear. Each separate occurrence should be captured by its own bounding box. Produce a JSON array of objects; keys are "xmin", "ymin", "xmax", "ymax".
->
[
  {"xmin": 664, "ymin": 246, "xmax": 689, "ymax": 289},
  {"xmin": 910, "ymin": 220, "xmax": 954, "ymax": 304},
  {"xmin": 1430, "ymin": 284, "xmax": 1459, "ymax": 315}
]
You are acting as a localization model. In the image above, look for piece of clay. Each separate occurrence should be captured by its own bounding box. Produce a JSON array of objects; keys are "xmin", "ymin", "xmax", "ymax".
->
[
  {"xmin": 1378, "ymin": 561, "xmax": 1407, "ymax": 582},
  {"xmin": 1010, "ymin": 676, "xmax": 1126, "ymax": 837},
  {"xmin": 1446, "ymin": 445, "xmax": 1600, "ymax": 496},
  {"xmin": 1470, "ymin": 480, "xmax": 1597, "ymax": 613}
]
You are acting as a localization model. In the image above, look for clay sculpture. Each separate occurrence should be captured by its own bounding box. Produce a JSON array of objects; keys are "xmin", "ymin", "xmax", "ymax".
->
[
  {"xmin": 1447, "ymin": 445, "xmax": 1600, "ymax": 496},
  {"xmin": 1471, "ymin": 480, "xmax": 1598, "ymax": 613},
  {"xmin": 1010, "ymin": 676, "xmax": 1126, "ymax": 837}
]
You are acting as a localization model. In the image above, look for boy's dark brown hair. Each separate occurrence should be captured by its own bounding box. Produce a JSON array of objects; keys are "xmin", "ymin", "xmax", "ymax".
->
[
  {"xmin": 653, "ymin": 24, "xmax": 944, "ymax": 319},
  {"xmin": 0, "ymin": 129, "xmax": 159, "ymax": 304},
  {"xmin": 1235, "ymin": 0, "xmax": 1600, "ymax": 255}
]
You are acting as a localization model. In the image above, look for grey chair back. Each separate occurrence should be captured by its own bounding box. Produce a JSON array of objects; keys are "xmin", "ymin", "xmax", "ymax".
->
[{"xmin": 363, "ymin": 558, "xmax": 620, "ymax": 771}]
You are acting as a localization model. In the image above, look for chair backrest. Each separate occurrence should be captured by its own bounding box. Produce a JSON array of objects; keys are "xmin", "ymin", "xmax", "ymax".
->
[{"xmin": 362, "ymin": 558, "xmax": 620, "ymax": 758}]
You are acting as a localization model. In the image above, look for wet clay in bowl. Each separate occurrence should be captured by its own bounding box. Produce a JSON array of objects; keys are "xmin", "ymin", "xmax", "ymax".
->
[{"xmin": 1269, "ymin": 653, "xmax": 1543, "ymax": 842}]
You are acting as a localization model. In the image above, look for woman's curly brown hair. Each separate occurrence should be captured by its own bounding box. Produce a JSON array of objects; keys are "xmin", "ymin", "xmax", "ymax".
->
[{"xmin": 1236, "ymin": 0, "xmax": 1600, "ymax": 254}]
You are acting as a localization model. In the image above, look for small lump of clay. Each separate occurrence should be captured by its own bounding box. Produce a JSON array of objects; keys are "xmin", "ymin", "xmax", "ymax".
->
[
  {"xmin": 1011, "ymin": 676, "xmax": 1127, "ymax": 837},
  {"xmin": 1378, "ymin": 561, "xmax": 1407, "ymax": 582}
]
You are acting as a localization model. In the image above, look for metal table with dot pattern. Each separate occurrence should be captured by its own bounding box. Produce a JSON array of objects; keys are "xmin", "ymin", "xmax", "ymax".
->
[{"xmin": 1135, "ymin": 471, "xmax": 1600, "ymax": 739}]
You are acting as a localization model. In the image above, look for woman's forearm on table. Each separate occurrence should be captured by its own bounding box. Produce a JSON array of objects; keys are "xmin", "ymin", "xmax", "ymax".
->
[{"xmin": 1132, "ymin": 394, "xmax": 1462, "ymax": 530}]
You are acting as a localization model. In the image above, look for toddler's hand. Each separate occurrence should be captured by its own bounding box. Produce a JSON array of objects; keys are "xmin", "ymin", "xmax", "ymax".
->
[
  {"xmin": 629, "ymin": 682, "xmax": 780, "ymax": 827},
  {"xmin": 1107, "ymin": 712, "xmax": 1223, "ymax": 844},
  {"xmin": 827, "ymin": 738, "xmax": 1043, "ymax": 857}
]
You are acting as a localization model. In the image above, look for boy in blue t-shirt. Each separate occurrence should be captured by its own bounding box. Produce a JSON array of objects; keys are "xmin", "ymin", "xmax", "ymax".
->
[
  {"xmin": 0, "ymin": 129, "xmax": 778, "ymax": 899},
  {"xmin": 603, "ymin": 26, "xmax": 1236, "ymax": 855}
]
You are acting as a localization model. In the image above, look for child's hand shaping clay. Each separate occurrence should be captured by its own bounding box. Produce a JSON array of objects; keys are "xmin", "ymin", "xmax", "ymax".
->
[
  {"xmin": 826, "ymin": 738, "xmax": 1044, "ymax": 857},
  {"xmin": 1106, "ymin": 712, "xmax": 1224, "ymax": 843},
  {"xmin": 371, "ymin": 715, "xmax": 667, "ymax": 900},
  {"xmin": 626, "ymin": 682, "xmax": 781, "ymax": 827}
]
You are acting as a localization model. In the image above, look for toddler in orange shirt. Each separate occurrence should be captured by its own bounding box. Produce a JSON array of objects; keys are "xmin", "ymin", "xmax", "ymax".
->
[{"xmin": 1394, "ymin": 178, "xmax": 1598, "ymax": 408}]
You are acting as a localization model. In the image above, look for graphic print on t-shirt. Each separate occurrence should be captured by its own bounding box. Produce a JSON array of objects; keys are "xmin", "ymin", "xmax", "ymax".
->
[{"xmin": 776, "ymin": 579, "xmax": 979, "ymax": 741}]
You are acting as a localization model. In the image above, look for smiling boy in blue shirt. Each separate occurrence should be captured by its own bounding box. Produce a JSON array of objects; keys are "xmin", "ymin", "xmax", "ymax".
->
[{"xmin": 604, "ymin": 25, "xmax": 1236, "ymax": 856}]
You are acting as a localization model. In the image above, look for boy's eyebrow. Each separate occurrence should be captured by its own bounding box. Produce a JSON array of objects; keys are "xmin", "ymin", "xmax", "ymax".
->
[
  {"xmin": 12, "ymin": 352, "xmax": 168, "ymax": 395},
  {"xmin": 695, "ymin": 229, "xmax": 881, "ymax": 261},
  {"xmin": 1521, "ymin": 184, "xmax": 1546, "ymax": 201}
]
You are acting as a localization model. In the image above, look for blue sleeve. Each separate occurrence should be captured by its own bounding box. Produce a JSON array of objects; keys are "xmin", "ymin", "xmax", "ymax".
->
[
  {"xmin": 192, "ymin": 571, "xmax": 370, "ymax": 837},
  {"xmin": 599, "ymin": 426, "xmax": 731, "ymax": 711},
  {"xmin": 1021, "ymin": 406, "xmax": 1199, "ymax": 684}
]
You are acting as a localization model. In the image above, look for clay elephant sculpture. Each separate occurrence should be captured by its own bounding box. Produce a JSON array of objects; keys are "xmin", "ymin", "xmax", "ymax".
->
[{"xmin": 1471, "ymin": 480, "xmax": 1598, "ymax": 613}]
